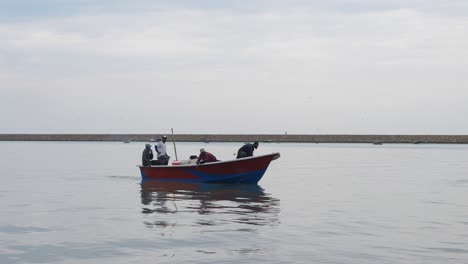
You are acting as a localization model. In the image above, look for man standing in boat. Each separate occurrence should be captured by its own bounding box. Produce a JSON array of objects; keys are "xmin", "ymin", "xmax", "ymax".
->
[
  {"xmin": 236, "ymin": 141, "xmax": 259, "ymax": 159},
  {"xmin": 142, "ymin": 144, "xmax": 153, "ymax": 166},
  {"xmin": 155, "ymin": 135, "xmax": 170, "ymax": 165}
]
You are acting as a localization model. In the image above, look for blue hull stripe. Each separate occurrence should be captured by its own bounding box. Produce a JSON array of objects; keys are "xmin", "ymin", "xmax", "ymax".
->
[{"xmin": 142, "ymin": 169, "xmax": 267, "ymax": 184}]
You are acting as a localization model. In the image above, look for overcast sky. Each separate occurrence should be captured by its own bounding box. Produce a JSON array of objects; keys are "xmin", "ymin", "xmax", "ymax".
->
[{"xmin": 1, "ymin": 0, "xmax": 467, "ymax": 134}]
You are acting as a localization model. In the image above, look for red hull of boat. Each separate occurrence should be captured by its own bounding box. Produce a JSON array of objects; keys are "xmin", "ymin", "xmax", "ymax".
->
[{"xmin": 138, "ymin": 153, "xmax": 280, "ymax": 184}]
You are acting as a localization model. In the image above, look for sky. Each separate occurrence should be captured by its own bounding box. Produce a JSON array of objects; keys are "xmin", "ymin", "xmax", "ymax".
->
[{"xmin": 1, "ymin": 0, "xmax": 467, "ymax": 135}]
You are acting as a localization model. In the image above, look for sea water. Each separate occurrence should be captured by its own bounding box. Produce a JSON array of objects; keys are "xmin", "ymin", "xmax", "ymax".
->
[{"xmin": 1, "ymin": 141, "xmax": 468, "ymax": 264}]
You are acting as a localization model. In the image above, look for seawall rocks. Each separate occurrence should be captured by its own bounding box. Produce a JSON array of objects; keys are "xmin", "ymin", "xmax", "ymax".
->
[{"xmin": 1, "ymin": 134, "xmax": 467, "ymax": 144}]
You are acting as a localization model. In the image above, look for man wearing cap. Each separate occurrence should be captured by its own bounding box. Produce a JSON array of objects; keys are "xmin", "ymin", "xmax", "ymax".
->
[
  {"xmin": 236, "ymin": 141, "xmax": 259, "ymax": 159},
  {"xmin": 197, "ymin": 148, "xmax": 218, "ymax": 164},
  {"xmin": 142, "ymin": 144, "xmax": 153, "ymax": 166},
  {"xmin": 155, "ymin": 135, "xmax": 170, "ymax": 165}
]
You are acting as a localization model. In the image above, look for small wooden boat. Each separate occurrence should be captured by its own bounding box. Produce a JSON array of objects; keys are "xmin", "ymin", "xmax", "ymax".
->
[{"xmin": 138, "ymin": 153, "xmax": 280, "ymax": 184}]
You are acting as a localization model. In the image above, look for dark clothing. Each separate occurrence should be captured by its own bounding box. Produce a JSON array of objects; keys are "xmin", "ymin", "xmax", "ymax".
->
[
  {"xmin": 236, "ymin": 143, "xmax": 255, "ymax": 159},
  {"xmin": 142, "ymin": 148, "xmax": 153, "ymax": 166},
  {"xmin": 197, "ymin": 152, "xmax": 217, "ymax": 164},
  {"xmin": 151, "ymin": 154, "xmax": 170, "ymax": 165},
  {"xmin": 158, "ymin": 154, "xmax": 170, "ymax": 165}
]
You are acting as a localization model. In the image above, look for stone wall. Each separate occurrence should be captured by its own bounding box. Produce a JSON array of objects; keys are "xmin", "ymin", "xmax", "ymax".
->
[{"xmin": 1, "ymin": 134, "xmax": 468, "ymax": 143}]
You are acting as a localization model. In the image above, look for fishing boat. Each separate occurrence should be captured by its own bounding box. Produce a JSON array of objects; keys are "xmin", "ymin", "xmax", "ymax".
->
[{"xmin": 138, "ymin": 152, "xmax": 280, "ymax": 184}]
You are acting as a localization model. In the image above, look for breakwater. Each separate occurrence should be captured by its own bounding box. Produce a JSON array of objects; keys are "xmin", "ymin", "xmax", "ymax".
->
[{"xmin": 1, "ymin": 134, "xmax": 468, "ymax": 144}]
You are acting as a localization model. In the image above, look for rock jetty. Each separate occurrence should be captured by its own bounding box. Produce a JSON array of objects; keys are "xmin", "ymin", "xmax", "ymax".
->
[{"xmin": 0, "ymin": 134, "xmax": 467, "ymax": 144}]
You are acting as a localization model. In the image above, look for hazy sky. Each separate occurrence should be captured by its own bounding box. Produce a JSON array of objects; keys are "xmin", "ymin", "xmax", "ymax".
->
[{"xmin": 1, "ymin": 0, "xmax": 467, "ymax": 134}]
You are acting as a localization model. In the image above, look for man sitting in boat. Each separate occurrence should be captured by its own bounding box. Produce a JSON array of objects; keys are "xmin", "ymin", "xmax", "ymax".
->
[
  {"xmin": 236, "ymin": 141, "xmax": 259, "ymax": 159},
  {"xmin": 142, "ymin": 144, "xmax": 154, "ymax": 166},
  {"xmin": 197, "ymin": 148, "xmax": 218, "ymax": 164}
]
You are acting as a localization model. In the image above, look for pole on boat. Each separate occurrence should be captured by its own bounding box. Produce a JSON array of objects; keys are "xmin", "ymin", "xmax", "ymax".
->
[{"xmin": 171, "ymin": 128, "xmax": 178, "ymax": 161}]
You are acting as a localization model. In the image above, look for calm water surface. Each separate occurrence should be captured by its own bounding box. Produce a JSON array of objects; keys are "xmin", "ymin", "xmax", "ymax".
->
[{"xmin": 1, "ymin": 142, "xmax": 468, "ymax": 263}]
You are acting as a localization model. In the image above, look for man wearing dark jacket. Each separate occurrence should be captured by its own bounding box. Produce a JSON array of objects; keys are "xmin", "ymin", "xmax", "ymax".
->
[
  {"xmin": 197, "ymin": 148, "xmax": 218, "ymax": 164},
  {"xmin": 236, "ymin": 141, "xmax": 259, "ymax": 159},
  {"xmin": 142, "ymin": 144, "xmax": 154, "ymax": 166}
]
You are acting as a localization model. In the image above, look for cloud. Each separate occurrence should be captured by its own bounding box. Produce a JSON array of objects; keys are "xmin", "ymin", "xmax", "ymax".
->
[
  {"xmin": 2, "ymin": 7, "xmax": 466, "ymax": 62},
  {"xmin": 1, "ymin": 3, "xmax": 467, "ymax": 133}
]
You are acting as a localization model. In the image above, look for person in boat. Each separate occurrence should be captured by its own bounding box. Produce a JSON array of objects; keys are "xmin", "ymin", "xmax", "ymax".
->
[
  {"xmin": 197, "ymin": 148, "xmax": 218, "ymax": 164},
  {"xmin": 154, "ymin": 135, "xmax": 170, "ymax": 165},
  {"xmin": 236, "ymin": 141, "xmax": 259, "ymax": 159},
  {"xmin": 188, "ymin": 155, "xmax": 198, "ymax": 165},
  {"xmin": 142, "ymin": 144, "xmax": 154, "ymax": 166}
]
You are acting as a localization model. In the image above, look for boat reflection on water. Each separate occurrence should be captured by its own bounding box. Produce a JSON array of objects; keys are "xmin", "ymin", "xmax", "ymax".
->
[{"xmin": 140, "ymin": 180, "xmax": 280, "ymax": 228}]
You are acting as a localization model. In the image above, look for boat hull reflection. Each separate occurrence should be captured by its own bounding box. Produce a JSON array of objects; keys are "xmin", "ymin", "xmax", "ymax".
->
[{"xmin": 140, "ymin": 180, "xmax": 280, "ymax": 227}]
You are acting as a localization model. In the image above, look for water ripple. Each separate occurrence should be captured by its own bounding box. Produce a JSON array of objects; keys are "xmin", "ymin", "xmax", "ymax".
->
[
  {"xmin": 426, "ymin": 247, "xmax": 468, "ymax": 254},
  {"xmin": 139, "ymin": 181, "xmax": 280, "ymax": 228},
  {"xmin": 0, "ymin": 226, "xmax": 51, "ymax": 234}
]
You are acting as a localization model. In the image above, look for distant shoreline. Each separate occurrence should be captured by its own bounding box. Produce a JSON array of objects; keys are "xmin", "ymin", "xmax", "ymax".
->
[{"xmin": 1, "ymin": 134, "xmax": 468, "ymax": 144}]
